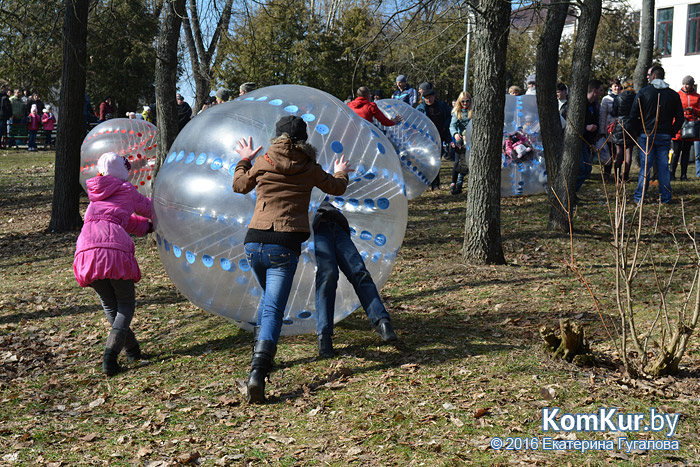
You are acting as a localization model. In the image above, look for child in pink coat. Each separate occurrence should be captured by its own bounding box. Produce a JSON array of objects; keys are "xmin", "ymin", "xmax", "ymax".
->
[
  {"xmin": 503, "ymin": 129, "xmax": 534, "ymax": 161},
  {"xmin": 27, "ymin": 104, "xmax": 41, "ymax": 151},
  {"xmin": 41, "ymin": 105, "xmax": 56, "ymax": 148},
  {"xmin": 73, "ymin": 152, "xmax": 153, "ymax": 375}
]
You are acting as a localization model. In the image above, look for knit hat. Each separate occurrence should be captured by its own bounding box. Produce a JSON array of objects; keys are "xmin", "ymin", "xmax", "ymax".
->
[
  {"xmin": 682, "ymin": 75, "xmax": 695, "ymax": 85},
  {"xmin": 275, "ymin": 116, "xmax": 308, "ymax": 142},
  {"xmin": 526, "ymin": 74, "xmax": 536, "ymax": 85},
  {"xmin": 419, "ymin": 82, "xmax": 433, "ymax": 93},
  {"xmin": 215, "ymin": 88, "xmax": 230, "ymax": 101},
  {"xmin": 373, "ymin": 89, "xmax": 383, "ymax": 99},
  {"xmin": 396, "ymin": 75, "xmax": 407, "ymax": 83},
  {"xmin": 97, "ymin": 152, "xmax": 130, "ymax": 182}
]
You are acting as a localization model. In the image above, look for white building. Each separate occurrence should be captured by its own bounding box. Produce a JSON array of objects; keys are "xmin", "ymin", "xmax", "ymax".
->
[{"xmin": 654, "ymin": 0, "xmax": 700, "ymax": 88}]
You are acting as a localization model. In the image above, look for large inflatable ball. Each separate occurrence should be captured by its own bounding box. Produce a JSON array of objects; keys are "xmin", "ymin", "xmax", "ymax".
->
[
  {"xmin": 152, "ymin": 85, "xmax": 408, "ymax": 335},
  {"xmin": 80, "ymin": 118, "xmax": 158, "ymax": 196},
  {"xmin": 501, "ymin": 95, "xmax": 547, "ymax": 197},
  {"xmin": 375, "ymin": 99, "xmax": 442, "ymax": 199}
]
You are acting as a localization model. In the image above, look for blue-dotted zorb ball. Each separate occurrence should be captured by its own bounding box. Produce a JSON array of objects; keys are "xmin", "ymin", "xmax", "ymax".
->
[
  {"xmin": 501, "ymin": 95, "xmax": 547, "ymax": 197},
  {"xmin": 152, "ymin": 85, "xmax": 408, "ymax": 335},
  {"xmin": 375, "ymin": 99, "xmax": 441, "ymax": 199},
  {"xmin": 80, "ymin": 118, "xmax": 158, "ymax": 196}
]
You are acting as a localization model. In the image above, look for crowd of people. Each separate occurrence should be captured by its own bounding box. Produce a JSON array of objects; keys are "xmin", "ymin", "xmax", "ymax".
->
[
  {"xmin": 0, "ymin": 85, "xmax": 56, "ymax": 150},
  {"xmin": 568, "ymin": 66, "xmax": 696, "ymax": 205}
]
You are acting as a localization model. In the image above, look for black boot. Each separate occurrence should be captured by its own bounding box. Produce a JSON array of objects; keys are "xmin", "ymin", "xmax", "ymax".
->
[
  {"xmin": 375, "ymin": 319, "xmax": 397, "ymax": 342},
  {"xmin": 102, "ymin": 329, "xmax": 127, "ymax": 376},
  {"xmin": 247, "ymin": 340, "xmax": 276, "ymax": 404},
  {"xmin": 124, "ymin": 329, "xmax": 141, "ymax": 363},
  {"xmin": 318, "ymin": 334, "xmax": 334, "ymax": 358}
]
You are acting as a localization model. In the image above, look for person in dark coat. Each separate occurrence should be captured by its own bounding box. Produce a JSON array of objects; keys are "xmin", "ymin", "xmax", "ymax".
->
[
  {"xmin": 611, "ymin": 79, "xmax": 637, "ymax": 182},
  {"xmin": 416, "ymin": 87, "xmax": 451, "ymax": 190},
  {"xmin": 629, "ymin": 65, "xmax": 684, "ymax": 205},
  {"xmin": 176, "ymin": 94, "xmax": 192, "ymax": 132}
]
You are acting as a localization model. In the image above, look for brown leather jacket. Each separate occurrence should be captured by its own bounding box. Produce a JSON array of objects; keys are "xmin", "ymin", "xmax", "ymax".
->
[{"xmin": 233, "ymin": 136, "xmax": 348, "ymax": 233}]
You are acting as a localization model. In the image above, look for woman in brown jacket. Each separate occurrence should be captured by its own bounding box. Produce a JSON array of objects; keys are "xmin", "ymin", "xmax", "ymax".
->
[{"xmin": 233, "ymin": 115, "xmax": 352, "ymax": 403}]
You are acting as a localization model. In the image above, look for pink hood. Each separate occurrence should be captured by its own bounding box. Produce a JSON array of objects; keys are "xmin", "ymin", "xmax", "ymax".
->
[{"xmin": 73, "ymin": 175, "xmax": 153, "ymax": 287}]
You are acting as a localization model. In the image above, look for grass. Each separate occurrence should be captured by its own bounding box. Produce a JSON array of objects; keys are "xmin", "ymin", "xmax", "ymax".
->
[{"xmin": 1, "ymin": 148, "xmax": 700, "ymax": 466}]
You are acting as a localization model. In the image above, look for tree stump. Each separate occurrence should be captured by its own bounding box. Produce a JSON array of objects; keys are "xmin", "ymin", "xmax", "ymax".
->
[{"xmin": 540, "ymin": 318, "xmax": 592, "ymax": 365}]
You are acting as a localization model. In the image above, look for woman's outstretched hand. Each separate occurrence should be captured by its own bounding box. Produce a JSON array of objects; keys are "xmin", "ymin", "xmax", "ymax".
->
[
  {"xmin": 334, "ymin": 154, "xmax": 354, "ymax": 175},
  {"xmin": 236, "ymin": 136, "xmax": 263, "ymax": 162}
]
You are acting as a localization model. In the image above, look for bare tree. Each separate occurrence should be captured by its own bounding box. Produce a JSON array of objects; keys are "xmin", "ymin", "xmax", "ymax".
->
[
  {"xmin": 48, "ymin": 0, "xmax": 91, "ymax": 233},
  {"xmin": 546, "ymin": 0, "xmax": 601, "ymax": 231},
  {"xmin": 154, "ymin": 0, "xmax": 187, "ymax": 176},
  {"xmin": 633, "ymin": 0, "xmax": 654, "ymax": 90},
  {"xmin": 462, "ymin": 0, "xmax": 509, "ymax": 265},
  {"xmin": 182, "ymin": 0, "xmax": 234, "ymax": 112}
]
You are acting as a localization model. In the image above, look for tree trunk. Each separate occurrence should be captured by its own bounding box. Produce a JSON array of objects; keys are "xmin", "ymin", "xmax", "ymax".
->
[
  {"xmin": 547, "ymin": 0, "xmax": 601, "ymax": 232},
  {"xmin": 153, "ymin": 0, "xmax": 186, "ymax": 178},
  {"xmin": 634, "ymin": 0, "xmax": 654, "ymax": 91},
  {"xmin": 48, "ymin": 0, "xmax": 90, "ymax": 233},
  {"xmin": 536, "ymin": 0, "xmax": 569, "ymax": 231},
  {"xmin": 462, "ymin": 0, "xmax": 508, "ymax": 265}
]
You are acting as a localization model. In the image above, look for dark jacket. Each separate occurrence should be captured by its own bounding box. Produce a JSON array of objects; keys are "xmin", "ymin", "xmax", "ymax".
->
[
  {"xmin": 177, "ymin": 101, "xmax": 192, "ymax": 131},
  {"xmin": 312, "ymin": 200, "xmax": 350, "ymax": 235},
  {"xmin": 628, "ymin": 82, "xmax": 684, "ymax": 136},
  {"xmin": 612, "ymin": 90, "xmax": 637, "ymax": 145},
  {"xmin": 233, "ymin": 136, "xmax": 348, "ymax": 234},
  {"xmin": 0, "ymin": 92, "xmax": 11, "ymax": 120},
  {"xmin": 613, "ymin": 90, "xmax": 636, "ymax": 118},
  {"xmin": 416, "ymin": 100, "xmax": 451, "ymax": 143},
  {"xmin": 583, "ymin": 99, "xmax": 599, "ymax": 144}
]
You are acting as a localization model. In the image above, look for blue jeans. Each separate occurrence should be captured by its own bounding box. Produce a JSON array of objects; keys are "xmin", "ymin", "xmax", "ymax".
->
[
  {"xmin": 314, "ymin": 222, "xmax": 390, "ymax": 336},
  {"xmin": 576, "ymin": 143, "xmax": 592, "ymax": 192},
  {"xmin": 28, "ymin": 130, "xmax": 37, "ymax": 149},
  {"xmin": 695, "ymin": 141, "xmax": 700, "ymax": 178},
  {"xmin": 91, "ymin": 279, "xmax": 136, "ymax": 331},
  {"xmin": 634, "ymin": 134, "xmax": 672, "ymax": 204},
  {"xmin": 245, "ymin": 243, "xmax": 299, "ymax": 344}
]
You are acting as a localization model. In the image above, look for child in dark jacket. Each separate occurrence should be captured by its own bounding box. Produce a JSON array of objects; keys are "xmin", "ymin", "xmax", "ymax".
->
[
  {"xmin": 73, "ymin": 152, "xmax": 153, "ymax": 375},
  {"xmin": 312, "ymin": 200, "xmax": 397, "ymax": 358}
]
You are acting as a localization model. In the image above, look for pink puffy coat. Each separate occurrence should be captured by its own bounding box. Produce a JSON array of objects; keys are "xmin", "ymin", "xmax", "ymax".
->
[
  {"xmin": 73, "ymin": 175, "xmax": 153, "ymax": 287},
  {"xmin": 41, "ymin": 112, "xmax": 56, "ymax": 131}
]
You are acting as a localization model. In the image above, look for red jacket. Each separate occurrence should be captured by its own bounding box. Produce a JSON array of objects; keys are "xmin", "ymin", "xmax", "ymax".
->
[
  {"xmin": 347, "ymin": 97, "xmax": 396, "ymax": 126},
  {"xmin": 27, "ymin": 112, "xmax": 40, "ymax": 131},
  {"xmin": 674, "ymin": 88, "xmax": 700, "ymax": 140}
]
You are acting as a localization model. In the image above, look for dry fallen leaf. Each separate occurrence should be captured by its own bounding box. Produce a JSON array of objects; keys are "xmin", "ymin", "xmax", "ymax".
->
[
  {"xmin": 137, "ymin": 446, "xmax": 153, "ymax": 458},
  {"xmin": 473, "ymin": 407, "xmax": 490, "ymax": 418},
  {"xmin": 79, "ymin": 432, "xmax": 98, "ymax": 442},
  {"xmin": 88, "ymin": 397, "xmax": 105, "ymax": 409},
  {"xmin": 175, "ymin": 452, "xmax": 200, "ymax": 465},
  {"xmin": 268, "ymin": 434, "xmax": 295, "ymax": 445}
]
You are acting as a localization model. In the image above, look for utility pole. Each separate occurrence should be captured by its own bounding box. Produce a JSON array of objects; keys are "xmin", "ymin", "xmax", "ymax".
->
[{"xmin": 463, "ymin": 17, "xmax": 472, "ymax": 92}]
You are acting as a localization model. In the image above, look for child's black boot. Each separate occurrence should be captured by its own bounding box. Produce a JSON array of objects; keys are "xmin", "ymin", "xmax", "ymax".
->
[{"xmin": 102, "ymin": 329, "xmax": 127, "ymax": 376}]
